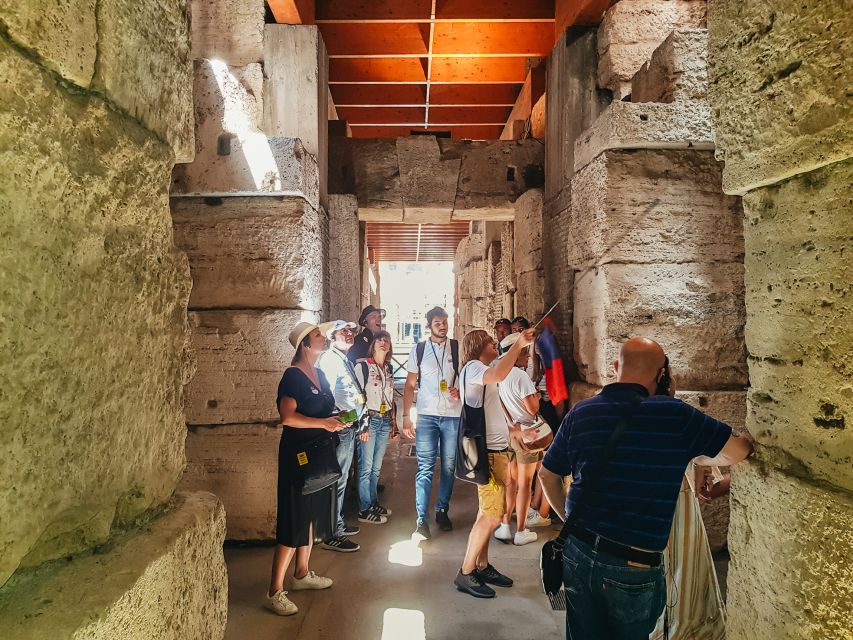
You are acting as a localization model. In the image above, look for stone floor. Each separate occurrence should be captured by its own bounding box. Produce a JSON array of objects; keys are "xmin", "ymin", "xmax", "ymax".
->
[{"xmin": 223, "ymin": 437, "xmax": 565, "ymax": 640}]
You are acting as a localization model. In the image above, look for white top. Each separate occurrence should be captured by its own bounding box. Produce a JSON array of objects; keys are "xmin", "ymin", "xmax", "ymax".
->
[
  {"xmin": 498, "ymin": 366, "xmax": 538, "ymax": 425},
  {"xmin": 407, "ymin": 339, "xmax": 461, "ymax": 418},
  {"xmin": 354, "ymin": 359, "xmax": 395, "ymax": 413},
  {"xmin": 461, "ymin": 360, "xmax": 509, "ymax": 450},
  {"xmin": 318, "ymin": 347, "xmax": 365, "ymax": 414}
]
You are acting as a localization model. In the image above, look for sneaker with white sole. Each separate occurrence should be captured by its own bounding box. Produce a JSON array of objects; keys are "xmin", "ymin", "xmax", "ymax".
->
[
  {"xmin": 514, "ymin": 529, "xmax": 538, "ymax": 546},
  {"xmin": 291, "ymin": 570, "xmax": 333, "ymax": 591},
  {"xmin": 493, "ymin": 523, "xmax": 512, "ymax": 543},
  {"xmin": 373, "ymin": 503, "xmax": 392, "ymax": 516},
  {"xmin": 265, "ymin": 590, "xmax": 298, "ymax": 616},
  {"xmin": 358, "ymin": 509, "xmax": 387, "ymax": 524},
  {"xmin": 321, "ymin": 535, "xmax": 360, "ymax": 552},
  {"xmin": 526, "ymin": 512, "xmax": 552, "ymax": 528}
]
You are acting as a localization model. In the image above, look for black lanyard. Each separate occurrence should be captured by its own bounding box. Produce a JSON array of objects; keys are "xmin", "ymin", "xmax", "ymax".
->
[{"xmin": 429, "ymin": 339, "xmax": 447, "ymax": 380}]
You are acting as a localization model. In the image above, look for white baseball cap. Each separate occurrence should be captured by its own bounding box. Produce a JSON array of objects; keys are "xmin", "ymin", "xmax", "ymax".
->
[
  {"xmin": 500, "ymin": 333, "xmax": 520, "ymax": 351},
  {"xmin": 321, "ymin": 320, "xmax": 358, "ymax": 340}
]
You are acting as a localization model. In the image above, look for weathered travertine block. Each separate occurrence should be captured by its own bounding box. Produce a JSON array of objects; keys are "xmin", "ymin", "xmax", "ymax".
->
[
  {"xmin": 570, "ymin": 381, "xmax": 602, "ymax": 406},
  {"xmin": 191, "ymin": 0, "xmax": 264, "ymax": 64},
  {"xmin": 632, "ymin": 29, "xmax": 708, "ymax": 103},
  {"xmin": 707, "ymin": 0, "xmax": 853, "ymax": 195},
  {"xmin": 514, "ymin": 269, "xmax": 545, "ymax": 320},
  {"xmin": 328, "ymin": 194, "xmax": 362, "ymax": 323},
  {"xmin": 574, "ymin": 100, "xmax": 714, "ymax": 173},
  {"xmin": 570, "ymin": 150, "xmax": 743, "ymax": 267},
  {"xmin": 181, "ymin": 424, "xmax": 279, "ymax": 539},
  {"xmin": 171, "ymin": 60, "xmax": 320, "ymax": 203},
  {"xmin": 171, "ymin": 196, "xmax": 324, "ymax": 311},
  {"xmin": 500, "ymin": 222, "xmax": 515, "ymax": 293},
  {"xmin": 185, "ymin": 310, "xmax": 318, "ymax": 424},
  {"xmin": 442, "ymin": 139, "xmax": 545, "ymax": 217},
  {"xmin": 0, "ymin": 492, "xmax": 228, "ymax": 640},
  {"xmin": 0, "ymin": 39, "xmax": 191, "ymax": 586},
  {"xmin": 472, "ymin": 298, "xmax": 489, "ymax": 329},
  {"xmin": 398, "ymin": 136, "xmax": 460, "ymax": 222},
  {"xmin": 726, "ymin": 465, "xmax": 853, "ymax": 640},
  {"xmin": 598, "ymin": 0, "xmax": 707, "ymax": 98},
  {"xmin": 741, "ymin": 160, "xmax": 853, "ymax": 491},
  {"xmin": 263, "ymin": 24, "xmax": 328, "ymax": 205},
  {"xmin": 513, "ymin": 189, "xmax": 544, "ymax": 274},
  {"xmin": 0, "ymin": 0, "xmax": 97, "ymax": 86},
  {"xmin": 573, "ymin": 263, "xmax": 747, "ymax": 389},
  {"xmin": 467, "ymin": 260, "xmax": 488, "ymax": 300},
  {"xmin": 486, "ymin": 241, "xmax": 502, "ymax": 296},
  {"xmin": 351, "ymin": 139, "xmax": 404, "ymax": 220},
  {"xmin": 677, "ymin": 391, "xmax": 747, "ymax": 434},
  {"xmin": 95, "ymin": 0, "xmax": 194, "ymax": 162}
]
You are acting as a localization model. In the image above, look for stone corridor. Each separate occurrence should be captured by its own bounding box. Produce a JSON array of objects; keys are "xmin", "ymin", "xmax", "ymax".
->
[{"xmin": 1, "ymin": 1, "xmax": 850, "ymax": 639}]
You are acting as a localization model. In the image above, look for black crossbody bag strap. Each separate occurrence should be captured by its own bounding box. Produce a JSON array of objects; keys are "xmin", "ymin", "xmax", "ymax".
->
[{"xmin": 553, "ymin": 394, "xmax": 643, "ymax": 550}]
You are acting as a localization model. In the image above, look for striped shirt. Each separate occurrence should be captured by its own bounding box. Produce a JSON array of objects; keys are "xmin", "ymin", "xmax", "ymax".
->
[{"xmin": 543, "ymin": 383, "xmax": 731, "ymax": 551}]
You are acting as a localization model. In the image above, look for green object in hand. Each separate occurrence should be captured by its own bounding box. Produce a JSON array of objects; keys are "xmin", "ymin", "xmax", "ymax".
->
[{"xmin": 338, "ymin": 409, "xmax": 358, "ymax": 424}]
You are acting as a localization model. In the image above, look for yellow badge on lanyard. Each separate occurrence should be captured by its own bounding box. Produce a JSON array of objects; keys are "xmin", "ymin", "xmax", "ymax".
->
[
  {"xmin": 297, "ymin": 452, "xmax": 308, "ymax": 466},
  {"xmin": 379, "ymin": 403, "xmax": 388, "ymax": 415},
  {"xmin": 439, "ymin": 379, "xmax": 449, "ymax": 392}
]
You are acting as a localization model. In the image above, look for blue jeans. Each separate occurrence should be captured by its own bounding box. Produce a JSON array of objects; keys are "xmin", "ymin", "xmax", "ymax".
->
[
  {"xmin": 562, "ymin": 535, "xmax": 665, "ymax": 640},
  {"xmin": 357, "ymin": 414, "xmax": 392, "ymax": 512},
  {"xmin": 414, "ymin": 414, "xmax": 459, "ymax": 522},
  {"xmin": 333, "ymin": 426, "xmax": 358, "ymax": 536}
]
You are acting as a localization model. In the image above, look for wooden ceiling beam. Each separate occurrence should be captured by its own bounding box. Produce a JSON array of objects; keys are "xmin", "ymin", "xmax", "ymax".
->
[
  {"xmin": 319, "ymin": 23, "xmax": 429, "ymax": 57},
  {"xmin": 268, "ymin": 0, "xmax": 315, "ymax": 24},
  {"xmin": 429, "ymin": 84, "xmax": 520, "ymax": 105},
  {"xmin": 429, "ymin": 105, "xmax": 512, "ymax": 124},
  {"xmin": 430, "ymin": 57, "xmax": 534, "ymax": 83},
  {"xmin": 329, "ymin": 58, "xmax": 428, "ymax": 83},
  {"xmin": 435, "ymin": 0, "xmax": 554, "ymax": 21},
  {"xmin": 555, "ymin": 0, "xmax": 615, "ymax": 38},
  {"xmin": 331, "ymin": 84, "xmax": 428, "ymax": 106},
  {"xmin": 337, "ymin": 106, "xmax": 427, "ymax": 124},
  {"xmin": 432, "ymin": 22, "xmax": 554, "ymax": 56},
  {"xmin": 317, "ymin": 0, "xmax": 432, "ymax": 21},
  {"xmin": 349, "ymin": 124, "xmax": 504, "ymax": 139}
]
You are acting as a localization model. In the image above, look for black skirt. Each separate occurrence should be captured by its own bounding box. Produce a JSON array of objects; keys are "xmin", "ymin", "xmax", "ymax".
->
[{"xmin": 276, "ymin": 432, "xmax": 338, "ymax": 547}]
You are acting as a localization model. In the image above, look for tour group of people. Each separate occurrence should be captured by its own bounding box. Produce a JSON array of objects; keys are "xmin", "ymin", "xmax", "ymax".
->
[{"xmin": 266, "ymin": 303, "xmax": 754, "ymax": 640}]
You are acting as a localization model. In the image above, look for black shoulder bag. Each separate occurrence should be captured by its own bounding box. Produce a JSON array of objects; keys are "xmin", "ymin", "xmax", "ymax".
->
[
  {"xmin": 540, "ymin": 395, "xmax": 642, "ymax": 595},
  {"xmin": 454, "ymin": 366, "xmax": 490, "ymax": 485}
]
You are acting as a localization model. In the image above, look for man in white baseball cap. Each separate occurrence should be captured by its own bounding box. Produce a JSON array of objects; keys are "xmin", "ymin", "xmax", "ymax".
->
[{"xmin": 317, "ymin": 319, "xmax": 366, "ymax": 552}]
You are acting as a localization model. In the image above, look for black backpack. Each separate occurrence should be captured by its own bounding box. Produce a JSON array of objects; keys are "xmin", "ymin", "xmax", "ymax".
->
[{"xmin": 415, "ymin": 339, "xmax": 459, "ymax": 388}]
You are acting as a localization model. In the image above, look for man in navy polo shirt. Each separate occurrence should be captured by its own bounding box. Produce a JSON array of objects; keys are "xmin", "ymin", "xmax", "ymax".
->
[{"xmin": 540, "ymin": 337, "xmax": 753, "ymax": 640}]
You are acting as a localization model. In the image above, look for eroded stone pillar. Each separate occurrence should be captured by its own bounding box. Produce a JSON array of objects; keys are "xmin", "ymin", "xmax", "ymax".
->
[
  {"xmin": 0, "ymin": 0, "xmax": 226, "ymax": 636},
  {"xmin": 708, "ymin": 3, "xmax": 852, "ymax": 632}
]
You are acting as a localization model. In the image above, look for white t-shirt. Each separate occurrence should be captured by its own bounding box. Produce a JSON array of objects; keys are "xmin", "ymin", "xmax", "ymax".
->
[
  {"xmin": 499, "ymin": 366, "xmax": 538, "ymax": 425},
  {"xmin": 407, "ymin": 340, "xmax": 462, "ymax": 418},
  {"xmin": 461, "ymin": 360, "xmax": 509, "ymax": 450}
]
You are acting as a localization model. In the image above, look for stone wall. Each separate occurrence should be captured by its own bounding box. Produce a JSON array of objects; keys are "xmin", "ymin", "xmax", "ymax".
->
[
  {"xmin": 707, "ymin": 2, "xmax": 852, "ymax": 634},
  {"xmin": 173, "ymin": 13, "xmax": 330, "ymax": 540},
  {"xmin": 330, "ymin": 136, "xmax": 544, "ymax": 223},
  {"xmin": 0, "ymin": 0, "xmax": 226, "ymax": 635}
]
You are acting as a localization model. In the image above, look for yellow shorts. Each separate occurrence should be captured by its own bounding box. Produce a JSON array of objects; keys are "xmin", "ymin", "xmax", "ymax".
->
[
  {"xmin": 510, "ymin": 436, "xmax": 544, "ymax": 465},
  {"xmin": 477, "ymin": 451, "xmax": 512, "ymax": 517}
]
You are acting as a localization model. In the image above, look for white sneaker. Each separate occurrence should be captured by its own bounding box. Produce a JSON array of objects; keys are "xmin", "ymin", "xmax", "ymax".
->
[
  {"xmin": 265, "ymin": 590, "xmax": 298, "ymax": 616},
  {"xmin": 527, "ymin": 512, "xmax": 552, "ymax": 528},
  {"xmin": 291, "ymin": 570, "xmax": 333, "ymax": 591},
  {"xmin": 494, "ymin": 523, "xmax": 512, "ymax": 543},
  {"xmin": 514, "ymin": 529, "xmax": 538, "ymax": 546}
]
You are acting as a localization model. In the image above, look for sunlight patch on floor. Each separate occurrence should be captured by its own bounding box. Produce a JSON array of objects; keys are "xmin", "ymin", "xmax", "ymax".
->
[
  {"xmin": 380, "ymin": 608, "xmax": 426, "ymax": 640},
  {"xmin": 387, "ymin": 539, "xmax": 423, "ymax": 567}
]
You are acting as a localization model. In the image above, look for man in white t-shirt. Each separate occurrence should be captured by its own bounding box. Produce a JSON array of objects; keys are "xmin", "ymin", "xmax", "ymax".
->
[
  {"xmin": 402, "ymin": 307, "xmax": 462, "ymax": 540},
  {"xmin": 453, "ymin": 327, "xmax": 535, "ymax": 599}
]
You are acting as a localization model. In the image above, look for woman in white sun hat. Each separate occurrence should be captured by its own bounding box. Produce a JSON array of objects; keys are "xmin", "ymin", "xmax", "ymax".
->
[{"xmin": 266, "ymin": 322, "xmax": 353, "ymax": 617}]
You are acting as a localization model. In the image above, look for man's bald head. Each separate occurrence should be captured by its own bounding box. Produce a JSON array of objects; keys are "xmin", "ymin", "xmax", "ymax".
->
[{"xmin": 615, "ymin": 337, "xmax": 667, "ymax": 391}]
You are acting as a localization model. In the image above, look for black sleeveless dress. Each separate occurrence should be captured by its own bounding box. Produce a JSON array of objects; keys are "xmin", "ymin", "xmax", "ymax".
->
[{"xmin": 276, "ymin": 367, "xmax": 338, "ymax": 547}]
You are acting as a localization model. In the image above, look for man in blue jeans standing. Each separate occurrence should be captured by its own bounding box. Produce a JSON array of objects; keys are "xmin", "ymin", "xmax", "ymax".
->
[
  {"xmin": 317, "ymin": 320, "xmax": 367, "ymax": 553},
  {"xmin": 402, "ymin": 307, "xmax": 461, "ymax": 540},
  {"xmin": 540, "ymin": 337, "xmax": 753, "ymax": 639}
]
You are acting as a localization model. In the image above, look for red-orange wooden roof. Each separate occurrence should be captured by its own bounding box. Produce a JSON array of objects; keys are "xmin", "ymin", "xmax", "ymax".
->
[{"xmin": 367, "ymin": 221, "xmax": 470, "ymax": 262}]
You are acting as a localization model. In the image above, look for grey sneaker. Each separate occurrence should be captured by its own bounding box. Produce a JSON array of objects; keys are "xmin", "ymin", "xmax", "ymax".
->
[
  {"xmin": 321, "ymin": 536, "xmax": 360, "ymax": 552},
  {"xmin": 454, "ymin": 570, "xmax": 496, "ymax": 598},
  {"xmin": 475, "ymin": 563, "xmax": 513, "ymax": 588}
]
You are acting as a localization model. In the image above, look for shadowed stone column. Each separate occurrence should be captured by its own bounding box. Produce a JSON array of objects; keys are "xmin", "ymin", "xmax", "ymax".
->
[{"xmin": 707, "ymin": 2, "xmax": 852, "ymax": 635}]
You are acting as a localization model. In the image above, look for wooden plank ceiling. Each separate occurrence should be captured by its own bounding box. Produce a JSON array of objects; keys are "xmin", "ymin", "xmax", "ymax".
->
[
  {"xmin": 366, "ymin": 221, "xmax": 470, "ymax": 262},
  {"xmin": 269, "ymin": 0, "xmax": 557, "ymax": 140}
]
